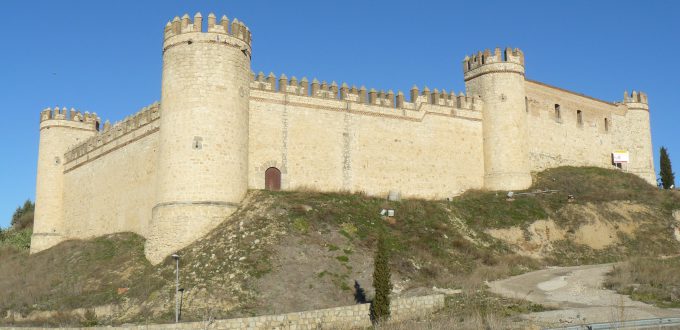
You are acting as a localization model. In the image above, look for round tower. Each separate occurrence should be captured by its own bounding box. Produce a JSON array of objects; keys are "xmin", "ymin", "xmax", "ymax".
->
[
  {"xmin": 32, "ymin": 107, "xmax": 99, "ymax": 253},
  {"xmin": 146, "ymin": 13, "xmax": 252, "ymax": 264},
  {"xmin": 463, "ymin": 47, "xmax": 532, "ymax": 191},
  {"xmin": 622, "ymin": 91, "xmax": 656, "ymax": 185}
]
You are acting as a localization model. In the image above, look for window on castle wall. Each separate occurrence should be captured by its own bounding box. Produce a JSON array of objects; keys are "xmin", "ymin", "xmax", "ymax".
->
[
  {"xmin": 525, "ymin": 97, "xmax": 529, "ymax": 113},
  {"xmin": 604, "ymin": 118, "xmax": 609, "ymax": 132},
  {"xmin": 577, "ymin": 110, "xmax": 583, "ymax": 126},
  {"xmin": 554, "ymin": 104, "xmax": 561, "ymax": 121}
]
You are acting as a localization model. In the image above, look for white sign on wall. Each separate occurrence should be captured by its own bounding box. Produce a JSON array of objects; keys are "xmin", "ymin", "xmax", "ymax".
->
[{"xmin": 612, "ymin": 151, "xmax": 630, "ymax": 163}]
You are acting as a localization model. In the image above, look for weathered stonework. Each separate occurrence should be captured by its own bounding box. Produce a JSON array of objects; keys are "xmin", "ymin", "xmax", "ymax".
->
[{"xmin": 31, "ymin": 12, "xmax": 656, "ymax": 263}]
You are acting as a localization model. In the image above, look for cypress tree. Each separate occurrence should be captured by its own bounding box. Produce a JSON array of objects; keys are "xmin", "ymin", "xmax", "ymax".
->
[
  {"xmin": 660, "ymin": 146, "xmax": 675, "ymax": 189},
  {"xmin": 370, "ymin": 234, "xmax": 392, "ymax": 324}
]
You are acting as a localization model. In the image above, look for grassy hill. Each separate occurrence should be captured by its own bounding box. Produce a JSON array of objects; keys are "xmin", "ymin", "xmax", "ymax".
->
[{"xmin": 1, "ymin": 167, "xmax": 678, "ymax": 327}]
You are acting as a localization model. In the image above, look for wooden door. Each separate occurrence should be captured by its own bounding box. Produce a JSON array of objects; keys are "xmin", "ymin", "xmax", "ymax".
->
[{"xmin": 265, "ymin": 167, "xmax": 281, "ymax": 191}]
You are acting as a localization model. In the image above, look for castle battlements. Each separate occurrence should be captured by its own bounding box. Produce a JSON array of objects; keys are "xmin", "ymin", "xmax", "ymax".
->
[
  {"xmin": 249, "ymin": 71, "xmax": 483, "ymax": 113},
  {"xmin": 30, "ymin": 12, "xmax": 657, "ymax": 265},
  {"xmin": 63, "ymin": 102, "xmax": 160, "ymax": 167},
  {"xmin": 163, "ymin": 12, "xmax": 251, "ymax": 47},
  {"xmin": 463, "ymin": 48, "xmax": 524, "ymax": 73},
  {"xmin": 623, "ymin": 90, "xmax": 649, "ymax": 110},
  {"xmin": 40, "ymin": 106, "xmax": 99, "ymax": 124}
]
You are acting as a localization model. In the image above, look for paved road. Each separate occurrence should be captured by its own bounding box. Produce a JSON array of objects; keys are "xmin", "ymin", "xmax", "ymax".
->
[{"xmin": 488, "ymin": 263, "xmax": 680, "ymax": 327}]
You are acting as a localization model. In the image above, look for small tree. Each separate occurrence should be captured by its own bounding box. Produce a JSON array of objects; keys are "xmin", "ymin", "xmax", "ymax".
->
[
  {"xmin": 10, "ymin": 199, "xmax": 34, "ymax": 230},
  {"xmin": 370, "ymin": 234, "xmax": 392, "ymax": 325},
  {"xmin": 660, "ymin": 146, "xmax": 675, "ymax": 189}
]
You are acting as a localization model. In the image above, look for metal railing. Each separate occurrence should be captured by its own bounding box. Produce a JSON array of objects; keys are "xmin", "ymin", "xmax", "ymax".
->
[{"xmin": 545, "ymin": 317, "xmax": 680, "ymax": 330}]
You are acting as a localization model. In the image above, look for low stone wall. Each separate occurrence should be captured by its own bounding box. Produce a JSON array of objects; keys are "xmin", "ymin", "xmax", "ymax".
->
[{"xmin": 1, "ymin": 294, "xmax": 445, "ymax": 330}]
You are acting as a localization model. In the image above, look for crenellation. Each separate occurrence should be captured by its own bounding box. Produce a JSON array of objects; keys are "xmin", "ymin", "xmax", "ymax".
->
[
  {"xmin": 193, "ymin": 12, "xmax": 202, "ymax": 32},
  {"xmin": 368, "ymin": 88, "xmax": 378, "ymax": 104},
  {"xmin": 231, "ymin": 18, "xmax": 240, "ymax": 39},
  {"xmin": 462, "ymin": 46, "xmax": 525, "ymax": 74},
  {"xmin": 207, "ymin": 12, "xmax": 216, "ymax": 29},
  {"xmin": 247, "ymin": 71, "xmax": 479, "ymax": 112},
  {"xmin": 63, "ymin": 102, "xmax": 160, "ymax": 164},
  {"xmin": 163, "ymin": 13, "xmax": 251, "ymax": 49},
  {"xmin": 32, "ymin": 15, "xmax": 655, "ymax": 265},
  {"xmin": 220, "ymin": 15, "xmax": 229, "ymax": 33},
  {"xmin": 181, "ymin": 13, "xmax": 190, "ymax": 32}
]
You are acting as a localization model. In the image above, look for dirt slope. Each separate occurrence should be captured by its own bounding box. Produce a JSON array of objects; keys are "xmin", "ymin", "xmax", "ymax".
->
[{"xmin": 1, "ymin": 167, "xmax": 678, "ymax": 327}]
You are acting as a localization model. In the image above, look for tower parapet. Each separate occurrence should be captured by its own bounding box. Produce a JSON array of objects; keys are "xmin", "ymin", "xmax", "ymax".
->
[
  {"xmin": 623, "ymin": 90, "xmax": 649, "ymax": 110},
  {"xmin": 163, "ymin": 12, "xmax": 251, "ymax": 57},
  {"xmin": 463, "ymin": 48, "xmax": 524, "ymax": 80}
]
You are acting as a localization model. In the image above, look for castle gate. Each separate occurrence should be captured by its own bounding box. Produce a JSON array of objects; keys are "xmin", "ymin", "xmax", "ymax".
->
[{"xmin": 265, "ymin": 167, "xmax": 281, "ymax": 191}]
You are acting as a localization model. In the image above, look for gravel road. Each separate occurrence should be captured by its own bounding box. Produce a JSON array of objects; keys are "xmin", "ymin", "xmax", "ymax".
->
[{"xmin": 488, "ymin": 263, "xmax": 680, "ymax": 327}]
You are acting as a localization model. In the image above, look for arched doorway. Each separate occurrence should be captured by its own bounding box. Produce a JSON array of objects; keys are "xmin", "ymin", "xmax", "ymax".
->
[{"xmin": 265, "ymin": 167, "xmax": 281, "ymax": 191}]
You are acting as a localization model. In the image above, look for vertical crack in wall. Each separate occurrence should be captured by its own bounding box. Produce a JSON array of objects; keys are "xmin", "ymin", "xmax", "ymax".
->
[
  {"xmin": 281, "ymin": 94, "xmax": 289, "ymax": 177},
  {"xmin": 342, "ymin": 102, "xmax": 352, "ymax": 190}
]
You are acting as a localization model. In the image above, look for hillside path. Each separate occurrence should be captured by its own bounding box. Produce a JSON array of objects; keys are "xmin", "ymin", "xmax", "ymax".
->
[{"xmin": 488, "ymin": 263, "xmax": 680, "ymax": 327}]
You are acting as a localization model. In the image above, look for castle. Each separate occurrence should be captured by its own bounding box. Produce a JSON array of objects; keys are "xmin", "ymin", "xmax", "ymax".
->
[{"xmin": 31, "ymin": 12, "xmax": 656, "ymax": 264}]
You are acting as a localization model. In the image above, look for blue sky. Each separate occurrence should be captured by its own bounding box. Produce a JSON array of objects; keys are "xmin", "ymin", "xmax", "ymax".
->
[{"xmin": 1, "ymin": 1, "xmax": 678, "ymax": 228}]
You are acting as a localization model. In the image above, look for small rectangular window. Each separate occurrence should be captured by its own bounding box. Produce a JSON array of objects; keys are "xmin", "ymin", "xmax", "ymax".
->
[
  {"xmin": 604, "ymin": 118, "xmax": 609, "ymax": 132},
  {"xmin": 525, "ymin": 97, "xmax": 529, "ymax": 113},
  {"xmin": 577, "ymin": 110, "xmax": 583, "ymax": 126},
  {"xmin": 554, "ymin": 104, "xmax": 561, "ymax": 121}
]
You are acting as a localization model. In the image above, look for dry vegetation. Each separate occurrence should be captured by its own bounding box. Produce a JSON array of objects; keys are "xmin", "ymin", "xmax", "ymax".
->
[
  {"xmin": 605, "ymin": 256, "xmax": 680, "ymax": 308},
  {"xmin": 0, "ymin": 167, "xmax": 678, "ymax": 327}
]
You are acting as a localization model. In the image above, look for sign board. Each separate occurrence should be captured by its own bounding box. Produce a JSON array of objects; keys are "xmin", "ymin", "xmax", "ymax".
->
[{"xmin": 612, "ymin": 151, "xmax": 630, "ymax": 163}]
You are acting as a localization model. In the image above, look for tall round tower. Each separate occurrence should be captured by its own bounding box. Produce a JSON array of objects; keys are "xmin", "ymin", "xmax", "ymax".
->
[
  {"xmin": 32, "ymin": 107, "xmax": 99, "ymax": 253},
  {"xmin": 622, "ymin": 91, "xmax": 656, "ymax": 185},
  {"xmin": 146, "ymin": 13, "xmax": 252, "ymax": 264},
  {"xmin": 463, "ymin": 48, "xmax": 532, "ymax": 191}
]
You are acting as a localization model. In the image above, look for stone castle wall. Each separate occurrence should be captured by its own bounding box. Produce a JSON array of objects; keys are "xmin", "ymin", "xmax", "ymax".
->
[
  {"xmin": 524, "ymin": 80, "xmax": 656, "ymax": 185},
  {"xmin": 30, "ymin": 12, "xmax": 656, "ymax": 260},
  {"xmin": 248, "ymin": 78, "xmax": 485, "ymax": 198},
  {"xmin": 58, "ymin": 104, "xmax": 160, "ymax": 239}
]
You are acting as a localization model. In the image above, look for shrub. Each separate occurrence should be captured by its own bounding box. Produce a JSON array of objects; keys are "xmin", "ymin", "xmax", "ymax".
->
[{"xmin": 10, "ymin": 200, "xmax": 34, "ymax": 230}]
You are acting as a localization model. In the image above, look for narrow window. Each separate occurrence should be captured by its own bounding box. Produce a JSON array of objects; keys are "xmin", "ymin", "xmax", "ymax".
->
[
  {"xmin": 604, "ymin": 118, "xmax": 609, "ymax": 132},
  {"xmin": 525, "ymin": 97, "xmax": 529, "ymax": 113},
  {"xmin": 554, "ymin": 104, "xmax": 561, "ymax": 121},
  {"xmin": 577, "ymin": 110, "xmax": 583, "ymax": 126}
]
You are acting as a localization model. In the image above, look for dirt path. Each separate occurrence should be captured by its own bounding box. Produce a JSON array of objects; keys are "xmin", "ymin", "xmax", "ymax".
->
[{"xmin": 488, "ymin": 263, "xmax": 680, "ymax": 327}]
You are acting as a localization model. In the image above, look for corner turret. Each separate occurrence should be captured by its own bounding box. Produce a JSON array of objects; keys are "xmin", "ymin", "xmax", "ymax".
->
[
  {"xmin": 621, "ymin": 90, "xmax": 655, "ymax": 184},
  {"xmin": 32, "ymin": 107, "xmax": 100, "ymax": 253},
  {"xmin": 463, "ymin": 47, "xmax": 531, "ymax": 190}
]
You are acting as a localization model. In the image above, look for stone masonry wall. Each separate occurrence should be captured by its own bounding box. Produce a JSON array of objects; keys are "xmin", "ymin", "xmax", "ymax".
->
[
  {"xmin": 248, "ymin": 79, "xmax": 485, "ymax": 199},
  {"xmin": 60, "ymin": 104, "xmax": 160, "ymax": 239},
  {"xmin": 524, "ymin": 80, "xmax": 655, "ymax": 185},
  {"xmin": 1, "ymin": 294, "xmax": 445, "ymax": 330}
]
